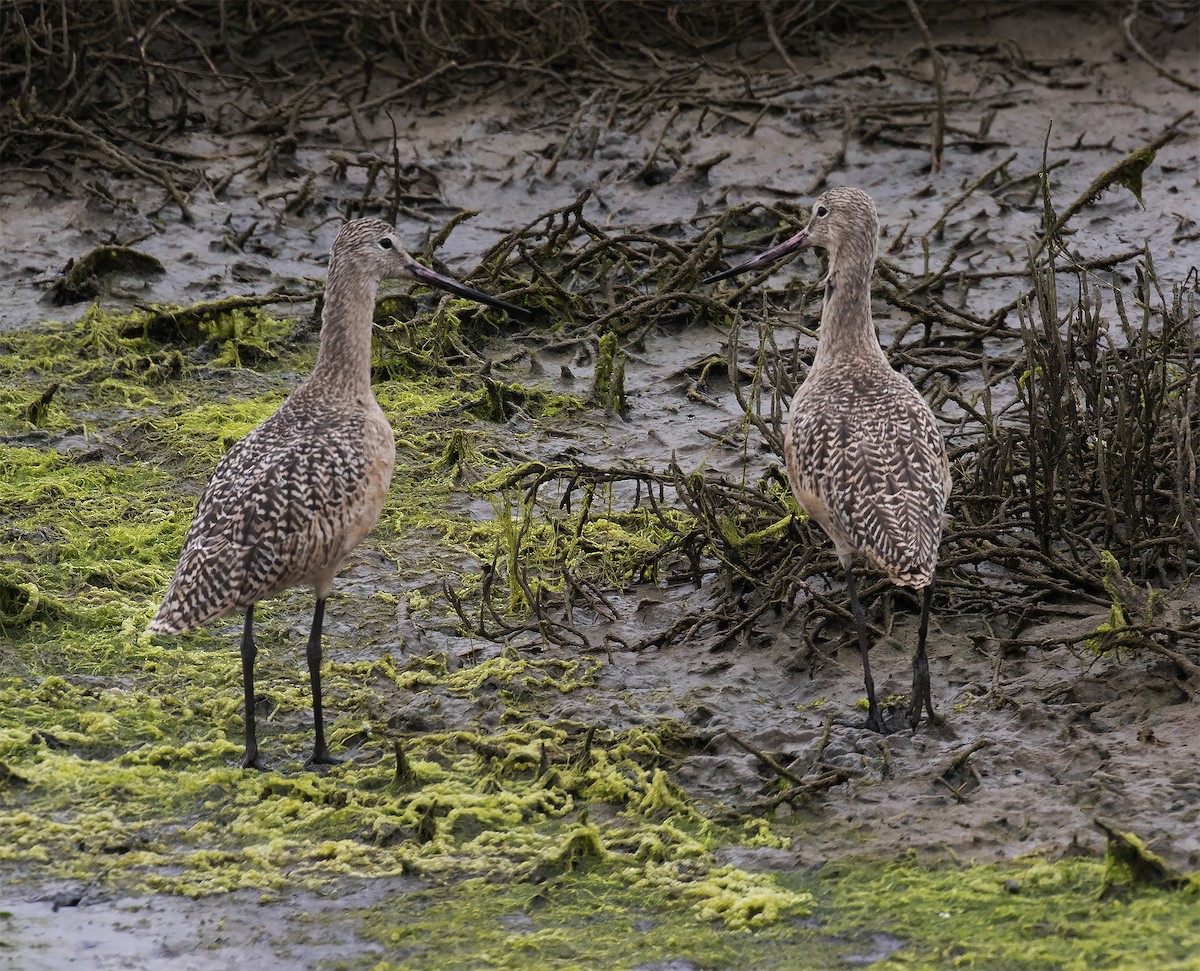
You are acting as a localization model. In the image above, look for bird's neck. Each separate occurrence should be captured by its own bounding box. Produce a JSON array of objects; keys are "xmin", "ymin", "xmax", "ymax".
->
[
  {"xmin": 309, "ymin": 263, "xmax": 378, "ymax": 398},
  {"xmin": 812, "ymin": 246, "xmax": 887, "ymax": 370}
]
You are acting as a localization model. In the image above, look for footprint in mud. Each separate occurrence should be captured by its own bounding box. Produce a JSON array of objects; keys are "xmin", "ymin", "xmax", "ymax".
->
[{"xmin": 838, "ymin": 930, "xmax": 907, "ymax": 966}]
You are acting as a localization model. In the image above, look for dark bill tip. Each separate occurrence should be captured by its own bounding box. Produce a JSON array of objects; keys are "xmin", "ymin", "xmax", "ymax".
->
[
  {"xmin": 702, "ymin": 262, "xmax": 756, "ymax": 285},
  {"xmin": 702, "ymin": 226, "xmax": 811, "ymax": 286},
  {"xmin": 406, "ymin": 260, "xmax": 533, "ymax": 321}
]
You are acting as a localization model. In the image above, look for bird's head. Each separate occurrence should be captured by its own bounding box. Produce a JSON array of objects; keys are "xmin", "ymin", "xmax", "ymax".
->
[
  {"xmin": 703, "ymin": 186, "xmax": 879, "ymax": 284},
  {"xmin": 331, "ymin": 218, "xmax": 530, "ymax": 320}
]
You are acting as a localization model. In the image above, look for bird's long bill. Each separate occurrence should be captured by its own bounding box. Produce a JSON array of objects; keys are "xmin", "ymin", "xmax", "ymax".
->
[
  {"xmin": 702, "ymin": 226, "xmax": 812, "ymax": 284},
  {"xmin": 405, "ymin": 259, "xmax": 532, "ymax": 320}
]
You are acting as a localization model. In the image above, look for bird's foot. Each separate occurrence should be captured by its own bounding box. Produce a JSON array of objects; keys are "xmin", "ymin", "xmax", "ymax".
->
[
  {"xmin": 240, "ymin": 750, "xmax": 267, "ymax": 771},
  {"xmin": 905, "ymin": 696, "xmax": 943, "ymax": 730},
  {"xmin": 906, "ymin": 659, "xmax": 942, "ymax": 729},
  {"xmin": 306, "ymin": 745, "xmax": 345, "ymax": 768},
  {"xmin": 864, "ymin": 706, "xmax": 893, "ymax": 735}
]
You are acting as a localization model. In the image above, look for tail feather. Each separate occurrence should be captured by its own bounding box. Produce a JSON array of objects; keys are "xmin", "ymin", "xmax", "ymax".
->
[
  {"xmin": 147, "ymin": 580, "xmax": 238, "ymax": 635},
  {"xmin": 147, "ymin": 612, "xmax": 188, "ymax": 636}
]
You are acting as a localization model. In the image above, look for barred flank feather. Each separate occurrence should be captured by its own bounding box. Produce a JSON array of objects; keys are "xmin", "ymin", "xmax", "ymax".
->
[
  {"xmin": 147, "ymin": 405, "xmax": 385, "ymax": 633},
  {"xmin": 786, "ymin": 364, "xmax": 950, "ymax": 588}
]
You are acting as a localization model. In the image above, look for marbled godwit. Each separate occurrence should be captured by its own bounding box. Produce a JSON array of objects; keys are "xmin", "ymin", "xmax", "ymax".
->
[
  {"xmin": 705, "ymin": 187, "xmax": 951, "ymax": 732},
  {"xmin": 149, "ymin": 218, "xmax": 529, "ymax": 768}
]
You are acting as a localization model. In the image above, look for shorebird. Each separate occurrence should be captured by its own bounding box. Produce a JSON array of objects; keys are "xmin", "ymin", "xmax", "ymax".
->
[
  {"xmin": 149, "ymin": 218, "xmax": 529, "ymax": 768},
  {"xmin": 705, "ymin": 187, "xmax": 951, "ymax": 732}
]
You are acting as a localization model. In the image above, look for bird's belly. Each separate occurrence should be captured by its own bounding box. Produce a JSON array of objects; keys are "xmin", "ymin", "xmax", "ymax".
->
[
  {"xmin": 304, "ymin": 412, "xmax": 396, "ymax": 595},
  {"xmin": 787, "ymin": 471, "xmax": 854, "ymax": 557}
]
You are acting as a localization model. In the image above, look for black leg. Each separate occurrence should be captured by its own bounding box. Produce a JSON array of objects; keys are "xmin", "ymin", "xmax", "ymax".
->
[
  {"xmin": 240, "ymin": 605, "xmax": 263, "ymax": 769},
  {"xmin": 906, "ymin": 584, "xmax": 942, "ymax": 728},
  {"xmin": 305, "ymin": 598, "xmax": 341, "ymax": 766},
  {"xmin": 846, "ymin": 566, "xmax": 887, "ymax": 734}
]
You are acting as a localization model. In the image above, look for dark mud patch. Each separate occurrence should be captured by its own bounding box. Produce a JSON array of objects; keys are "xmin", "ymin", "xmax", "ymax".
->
[{"xmin": 3, "ymin": 879, "xmax": 417, "ymax": 970}]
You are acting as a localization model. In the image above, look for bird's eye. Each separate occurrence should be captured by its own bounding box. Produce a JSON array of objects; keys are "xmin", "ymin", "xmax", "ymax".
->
[
  {"xmin": 379, "ymin": 237, "xmax": 394, "ymax": 250},
  {"xmin": 815, "ymin": 205, "xmax": 829, "ymax": 218}
]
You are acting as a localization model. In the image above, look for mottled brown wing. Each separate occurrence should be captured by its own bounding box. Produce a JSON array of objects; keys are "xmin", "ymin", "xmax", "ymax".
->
[
  {"xmin": 787, "ymin": 371, "xmax": 949, "ymax": 586},
  {"xmin": 150, "ymin": 404, "xmax": 368, "ymax": 633}
]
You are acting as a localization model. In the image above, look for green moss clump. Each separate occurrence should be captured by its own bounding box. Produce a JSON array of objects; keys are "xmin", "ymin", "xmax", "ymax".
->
[
  {"xmin": 331, "ymin": 852, "xmax": 1200, "ymax": 970},
  {"xmin": 591, "ymin": 330, "xmax": 627, "ymax": 413},
  {"xmin": 50, "ymin": 245, "xmax": 164, "ymax": 304},
  {"xmin": 812, "ymin": 856, "xmax": 1200, "ymax": 970}
]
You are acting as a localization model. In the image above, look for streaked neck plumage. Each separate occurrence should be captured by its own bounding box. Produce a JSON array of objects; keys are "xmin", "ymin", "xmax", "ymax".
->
[
  {"xmin": 811, "ymin": 218, "xmax": 888, "ymax": 372},
  {"xmin": 308, "ymin": 251, "xmax": 380, "ymax": 400}
]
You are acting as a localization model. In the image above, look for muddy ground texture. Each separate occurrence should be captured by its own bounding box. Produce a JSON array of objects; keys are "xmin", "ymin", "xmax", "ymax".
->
[{"xmin": 1, "ymin": 2, "xmax": 1199, "ymax": 969}]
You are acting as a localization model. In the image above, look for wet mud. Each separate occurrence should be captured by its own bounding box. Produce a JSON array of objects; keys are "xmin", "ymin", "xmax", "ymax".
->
[{"xmin": 1, "ymin": 2, "xmax": 1198, "ymax": 969}]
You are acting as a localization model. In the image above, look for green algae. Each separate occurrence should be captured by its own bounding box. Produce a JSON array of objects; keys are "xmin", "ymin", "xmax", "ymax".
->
[
  {"xmin": 0, "ymin": 301, "xmax": 811, "ymax": 947},
  {"xmin": 810, "ymin": 856, "xmax": 1200, "ymax": 970},
  {"xmin": 0, "ymin": 562, "xmax": 66, "ymax": 627},
  {"xmin": 355, "ymin": 870, "xmax": 816, "ymax": 971},
  {"xmin": 322, "ymin": 853, "xmax": 1200, "ymax": 971},
  {"xmin": 455, "ymin": 468, "xmax": 699, "ymax": 614},
  {"xmin": 1095, "ymin": 819, "xmax": 1198, "ymax": 897},
  {"xmin": 0, "ymin": 305, "xmax": 288, "ymax": 441},
  {"xmin": 0, "ymin": 678, "xmax": 815, "ymax": 923},
  {"xmin": 591, "ymin": 330, "xmax": 627, "ymax": 413},
  {"xmin": 0, "ymin": 444, "xmax": 183, "ymax": 638}
]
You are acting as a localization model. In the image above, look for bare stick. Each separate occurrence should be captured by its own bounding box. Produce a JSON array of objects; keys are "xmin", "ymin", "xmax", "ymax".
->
[{"xmin": 906, "ymin": 0, "xmax": 945, "ymax": 173}]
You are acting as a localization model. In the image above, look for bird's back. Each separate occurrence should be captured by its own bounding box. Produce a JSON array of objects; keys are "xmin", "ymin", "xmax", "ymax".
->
[
  {"xmin": 784, "ymin": 360, "xmax": 949, "ymax": 587},
  {"xmin": 149, "ymin": 391, "xmax": 395, "ymax": 634}
]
